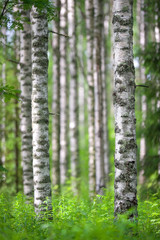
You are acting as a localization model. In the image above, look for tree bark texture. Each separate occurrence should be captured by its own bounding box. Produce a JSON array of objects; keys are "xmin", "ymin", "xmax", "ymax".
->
[
  {"xmin": 94, "ymin": 0, "xmax": 105, "ymax": 195},
  {"xmin": 112, "ymin": 0, "xmax": 137, "ymax": 216},
  {"xmin": 31, "ymin": 6, "xmax": 52, "ymax": 214},
  {"xmin": 52, "ymin": 0, "xmax": 60, "ymax": 192},
  {"xmin": 68, "ymin": 0, "xmax": 79, "ymax": 195},
  {"xmin": 85, "ymin": 0, "xmax": 96, "ymax": 197},
  {"xmin": 20, "ymin": 9, "xmax": 33, "ymax": 197},
  {"xmin": 59, "ymin": 0, "xmax": 68, "ymax": 186}
]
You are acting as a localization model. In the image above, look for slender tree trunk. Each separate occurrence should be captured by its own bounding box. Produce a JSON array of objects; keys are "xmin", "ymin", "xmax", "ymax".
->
[
  {"xmin": 15, "ymin": 98, "xmax": 20, "ymax": 193},
  {"xmin": 137, "ymin": 0, "xmax": 147, "ymax": 185},
  {"xmin": 101, "ymin": 0, "xmax": 110, "ymax": 186},
  {"xmin": 85, "ymin": 0, "xmax": 96, "ymax": 197},
  {"xmin": 1, "ymin": 28, "xmax": 6, "ymax": 184},
  {"xmin": 52, "ymin": 0, "xmax": 60, "ymax": 193},
  {"xmin": 15, "ymin": 28, "xmax": 20, "ymax": 193},
  {"xmin": 154, "ymin": 8, "xmax": 160, "ymax": 183},
  {"xmin": 59, "ymin": 0, "xmax": 68, "ymax": 186},
  {"xmin": 31, "ymin": 6, "xmax": 52, "ymax": 215},
  {"xmin": 94, "ymin": 0, "xmax": 105, "ymax": 195},
  {"xmin": 68, "ymin": 0, "xmax": 79, "ymax": 194},
  {"xmin": 20, "ymin": 9, "xmax": 33, "ymax": 197},
  {"xmin": 113, "ymin": 0, "xmax": 137, "ymax": 217}
]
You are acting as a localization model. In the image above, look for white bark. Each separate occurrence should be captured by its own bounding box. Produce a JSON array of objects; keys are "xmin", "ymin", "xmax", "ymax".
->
[
  {"xmin": 31, "ymin": 6, "xmax": 52, "ymax": 215},
  {"xmin": 59, "ymin": 0, "xmax": 68, "ymax": 186},
  {"xmin": 20, "ymin": 9, "xmax": 33, "ymax": 197},
  {"xmin": 68, "ymin": 0, "xmax": 79, "ymax": 194},
  {"xmin": 101, "ymin": 1, "xmax": 110, "ymax": 186},
  {"xmin": 1, "ymin": 27, "xmax": 6, "ymax": 183},
  {"xmin": 85, "ymin": 0, "xmax": 96, "ymax": 196},
  {"xmin": 137, "ymin": 0, "xmax": 147, "ymax": 185},
  {"xmin": 94, "ymin": 0, "xmax": 105, "ymax": 195},
  {"xmin": 52, "ymin": 0, "xmax": 60, "ymax": 192},
  {"xmin": 113, "ymin": 0, "xmax": 137, "ymax": 216}
]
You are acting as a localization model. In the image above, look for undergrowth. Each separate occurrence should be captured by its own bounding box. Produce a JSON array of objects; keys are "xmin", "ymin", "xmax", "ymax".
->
[{"xmin": 0, "ymin": 191, "xmax": 160, "ymax": 240}]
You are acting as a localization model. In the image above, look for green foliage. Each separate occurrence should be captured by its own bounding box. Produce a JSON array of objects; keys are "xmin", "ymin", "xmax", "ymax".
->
[
  {"xmin": 0, "ymin": 85, "xmax": 21, "ymax": 102},
  {"xmin": 0, "ymin": 191, "xmax": 160, "ymax": 240},
  {"xmin": 0, "ymin": 0, "xmax": 56, "ymax": 29}
]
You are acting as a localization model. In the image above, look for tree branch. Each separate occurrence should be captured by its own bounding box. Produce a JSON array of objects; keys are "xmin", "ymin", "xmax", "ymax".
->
[
  {"xmin": 7, "ymin": 59, "xmax": 19, "ymax": 64},
  {"xmin": 136, "ymin": 84, "xmax": 149, "ymax": 88},
  {"xmin": 0, "ymin": 0, "xmax": 10, "ymax": 22},
  {"xmin": 48, "ymin": 30, "xmax": 70, "ymax": 38}
]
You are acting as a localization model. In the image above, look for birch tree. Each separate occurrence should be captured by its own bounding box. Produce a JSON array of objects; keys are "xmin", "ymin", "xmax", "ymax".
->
[
  {"xmin": 85, "ymin": 0, "xmax": 95, "ymax": 196},
  {"xmin": 1, "ymin": 28, "xmax": 6, "ymax": 184},
  {"xmin": 112, "ymin": 0, "xmax": 137, "ymax": 217},
  {"xmin": 101, "ymin": 0, "xmax": 110, "ymax": 185},
  {"xmin": 68, "ymin": 0, "xmax": 79, "ymax": 194},
  {"xmin": 52, "ymin": 0, "xmax": 60, "ymax": 192},
  {"xmin": 31, "ymin": 5, "xmax": 52, "ymax": 214},
  {"xmin": 94, "ymin": 0, "xmax": 105, "ymax": 195},
  {"xmin": 20, "ymin": 9, "xmax": 33, "ymax": 197},
  {"xmin": 59, "ymin": 0, "xmax": 68, "ymax": 186},
  {"xmin": 137, "ymin": 0, "xmax": 147, "ymax": 185}
]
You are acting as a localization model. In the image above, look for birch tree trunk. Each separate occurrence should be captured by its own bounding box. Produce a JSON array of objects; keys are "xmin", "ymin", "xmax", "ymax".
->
[
  {"xmin": 52, "ymin": 0, "xmax": 60, "ymax": 192},
  {"xmin": 154, "ymin": 9, "xmax": 160, "ymax": 183},
  {"xmin": 15, "ymin": 28, "xmax": 20, "ymax": 194},
  {"xmin": 85, "ymin": 0, "xmax": 96, "ymax": 197},
  {"xmin": 112, "ymin": 0, "xmax": 137, "ymax": 217},
  {"xmin": 101, "ymin": 0, "xmax": 110, "ymax": 186},
  {"xmin": 31, "ymin": 6, "xmax": 52, "ymax": 215},
  {"xmin": 20, "ymin": 9, "xmax": 33, "ymax": 197},
  {"xmin": 94, "ymin": 0, "xmax": 105, "ymax": 195},
  {"xmin": 59, "ymin": 0, "xmax": 68, "ymax": 186},
  {"xmin": 14, "ymin": 98, "xmax": 20, "ymax": 193},
  {"xmin": 1, "ymin": 28, "xmax": 6, "ymax": 184},
  {"xmin": 68, "ymin": 0, "xmax": 79, "ymax": 194},
  {"xmin": 137, "ymin": 0, "xmax": 147, "ymax": 185}
]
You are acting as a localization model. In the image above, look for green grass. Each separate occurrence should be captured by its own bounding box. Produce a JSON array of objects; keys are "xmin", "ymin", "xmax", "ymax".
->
[{"xmin": 0, "ymin": 191, "xmax": 160, "ymax": 240}]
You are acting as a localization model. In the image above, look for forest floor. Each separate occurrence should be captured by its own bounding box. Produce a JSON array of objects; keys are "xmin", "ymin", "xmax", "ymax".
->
[{"xmin": 0, "ymin": 190, "xmax": 160, "ymax": 240}]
